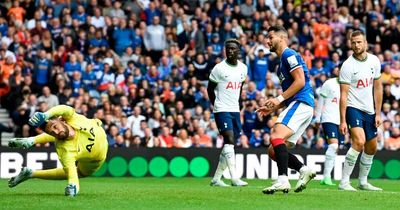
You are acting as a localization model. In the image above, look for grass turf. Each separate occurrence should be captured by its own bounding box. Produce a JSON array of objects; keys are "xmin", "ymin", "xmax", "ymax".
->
[{"xmin": 1, "ymin": 178, "xmax": 399, "ymax": 210}]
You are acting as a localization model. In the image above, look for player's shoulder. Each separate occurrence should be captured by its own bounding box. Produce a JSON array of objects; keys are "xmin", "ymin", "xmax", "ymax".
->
[
  {"xmin": 237, "ymin": 60, "xmax": 247, "ymax": 68},
  {"xmin": 341, "ymin": 56, "xmax": 354, "ymax": 69},
  {"xmin": 282, "ymin": 48, "xmax": 298, "ymax": 58},
  {"xmin": 325, "ymin": 77, "xmax": 339, "ymax": 86},
  {"xmin": 367, "ymin": 53, "xmax": 380, "ymax": 63},
  {"xmin": 212, "ymin": 61, "xmax": 224, "ymax": 71}
]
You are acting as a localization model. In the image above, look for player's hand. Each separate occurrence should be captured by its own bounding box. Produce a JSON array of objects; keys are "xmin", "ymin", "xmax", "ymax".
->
[
  {"xmin": 315, "ymin": 122, "xmax": 321, "ymax": 129},
  {"xmin": 375, "ymin": 115, "xmax": 382, "ymax": 128},
  {"xmin": 339, "ymin": 122, "xmax": 347, "ymax": 135},
  {"xmin": 28, "ymin": 112, "xmax": 49, "ymax": 127},
  {"xmin": 255, "ymin": 106, "xmax": 274, "ymax": 118},
  {"xmin": 265, "ymin": 98, "xmax": 280, "ymax": 110},
  {"xmin": 65, "ymin": 184, "xmax": 78, "ymax": 197}
]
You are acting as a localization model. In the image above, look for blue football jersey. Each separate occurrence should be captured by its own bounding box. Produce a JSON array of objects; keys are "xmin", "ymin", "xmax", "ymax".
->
[{"xmin": 277, "ymin": 48, "xmax": 314, "ymax": 107}]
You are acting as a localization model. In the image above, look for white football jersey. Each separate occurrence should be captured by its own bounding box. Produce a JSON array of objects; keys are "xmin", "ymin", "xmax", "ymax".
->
[
  {"xmin": 209, "ymin": 59, "xmax": 248, "ymax": 113},
  {"xmin": 339, "ymin": 53, "xmax": 381, "ymax": 114},
  {"xmin": 318, "ymin": 78, "xmax": 340, "ymax": 124}
]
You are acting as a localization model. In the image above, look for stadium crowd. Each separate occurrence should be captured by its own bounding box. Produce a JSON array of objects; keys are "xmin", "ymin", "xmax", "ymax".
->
[{"xmin": 0, "ymin": 0, "xmax": 399, "ymax": 151}]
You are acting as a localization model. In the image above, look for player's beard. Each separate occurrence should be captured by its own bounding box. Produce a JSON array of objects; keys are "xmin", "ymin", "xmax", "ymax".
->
[
  {"xmin": 269, "ymin": 41, "xmax": 277, "ymax": 52},
  {"xmin": 58, "ymin": 123, "xmax": 70, "ymax": 140},
  {"xmin": 353, "ymin": 47, "xmax": 366, "ymax": 58}
]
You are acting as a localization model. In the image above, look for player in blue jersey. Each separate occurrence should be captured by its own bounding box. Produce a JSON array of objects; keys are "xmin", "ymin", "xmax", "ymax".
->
[{"xmin": 257, "ymin": 25, "xmax": 316, "ymax": 194}]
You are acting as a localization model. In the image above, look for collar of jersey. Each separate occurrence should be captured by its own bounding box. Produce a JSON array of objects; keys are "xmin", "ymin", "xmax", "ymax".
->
[
  {"xmin": 225, "ymin": 59, "xmax": 238, "ymax": 67},
  {"xmin": 352, "ymin": 53, "xmax": 368, "ymax": 62}
]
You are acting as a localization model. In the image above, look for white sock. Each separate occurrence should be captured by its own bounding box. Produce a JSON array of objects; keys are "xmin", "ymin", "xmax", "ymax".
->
[
  {"xmin": 278, "ymin": 175, "xmax": 289, "ymax": 183},
  {"xmin": 323, "ymin": 143, "xmax": 338, "ymax": 179},
  {"xmin": 341, "ymin": 147, "xmax": 360, "ymax": 183},
  {"xmin": 358, "ymin": 152, "xmax": 374, "ymax": 185},
  {"xmin": 222, "ymin": 144, "xmax": 237, "ymax": 180},
  {"xmin": 212, "ymin": 152, "xmax": 227, "ymax": 181}
]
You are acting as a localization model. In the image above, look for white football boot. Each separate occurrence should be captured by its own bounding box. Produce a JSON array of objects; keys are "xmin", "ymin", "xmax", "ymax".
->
[
  {"xmin": 210, "ymin": 179, "xmax": 230, "ymax": 187},
  {"xmin": 294, "ymin": 166, "xmax": 316, "ymax": 193},
  {"xmin": 338, "ymin": 181, "xmax": 358, "ymax": 191},
  {"xmin": 231, "ymin": 179, "xmax": 248, "ymax": 187},
  {"xmin": 358, "ymin": 183, "xmax": 382, "ymax": 191},
  {"xmin": 8, "ymin": 167, "xmax": 32, "ymax": 188},
  {"xmin": 262, "ymin": 176, "xmax": 291, "ymax": 194}
]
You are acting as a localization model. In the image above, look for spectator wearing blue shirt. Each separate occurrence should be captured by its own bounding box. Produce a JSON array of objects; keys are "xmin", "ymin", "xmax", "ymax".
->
[
  {"xmin": 245, "ymin": 82, "xmax": 259, "ymax": 100},
  {"xmin": 310, "ymin": 58, "xmax": 329, "ymax": 88},
  {"xmin": 242, "ymin": 101, "xmax": 257, "ymax": 139},
  {"xmin": 158, "ymin": 56, "xmax": 172, "ymax": 80},
  {"xmin": 248, "ymin": 44, "xmax": 269, "ymax": 90},
  {"xmin": 81, "ymin": 64, "xmax": 99, "ymax": 98},
  {"xmin": 64, "ymin": 54, "xmax": 82, "ymax": 79},
  {"xmin": 33, "ymin": 49, "xmax": 53, "ymax": 87},
  {"xmin": 72, "ymin": 5, "xmax": 87, "ymax": 25},
  {"xmin": 210, "ymin": 33, "xmax": 223, "ymax": 57},
  {"xmin": 145, "ymin": 65, "xmax": 162, "ymax": 88},
  {"xmin": 144, "ymin": 2, "xmax": 161, "ymax": 25},
  {"xmin": 325, "ymin": 52, "xmax": 342, "ymax": 75},
  {"xmin": 70, "ymin": 71, "xmax": 83, "ymax": 97},
  {"xmin": 0, "ymin": 17, "xmax": 8, "ymax": 36},
  {"xmin": 250, "ymin": 129, "xmax": 263, "ymax": 148},
  {"xmin": 112, "ymin": 19, "xmax": 134, "ymax": 55},
  {"xmin": 89, "ymin": 29, "xmax": 109, "ymax": 48},
  {"xmin": 132, "ymin": 28, "xmax": 143, "ymax": 49}
]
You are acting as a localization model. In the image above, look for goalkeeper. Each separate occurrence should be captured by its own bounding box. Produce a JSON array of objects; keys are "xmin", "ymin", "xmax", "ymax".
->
[{"xmin": 8, "ymin": 105, "xmax": 108, "ymax": 197}]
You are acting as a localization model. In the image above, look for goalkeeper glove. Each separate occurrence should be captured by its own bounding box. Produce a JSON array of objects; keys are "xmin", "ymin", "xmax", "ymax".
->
[
  {"xmin": 28, "ymin": 112, "xmax": 49, "ymax": 127},
  {"xmin": 65, "ymin": 184, "xmax": 78, "ymax": 197}
]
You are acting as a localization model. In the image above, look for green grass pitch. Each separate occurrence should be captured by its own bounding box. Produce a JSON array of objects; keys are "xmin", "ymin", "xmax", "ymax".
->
[{"xmin": 1, "ymin": 178, "xmax": 400, "ymax": 210}]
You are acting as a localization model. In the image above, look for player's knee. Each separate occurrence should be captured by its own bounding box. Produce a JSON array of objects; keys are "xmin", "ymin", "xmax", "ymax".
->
[
  {"xmin": 364, "ymin": 142, "xmax": 377, "ymax": 155},
  {"xmin": 222, "ymin": 131, "xmax": 235, "ymax": 145},
  {"xmin": 268, "ymin": 145, "xmax": 276, "ymax": 161}
]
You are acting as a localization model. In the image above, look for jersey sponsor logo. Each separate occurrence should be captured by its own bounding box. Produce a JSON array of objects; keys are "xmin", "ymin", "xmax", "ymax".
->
[
  {"xmin": 356, "ymin": 77, "xmax": 373, "ymax": 88},
  {"xmin": 287, "ymin": 55, "xmax": 298, "ymax": 68},
  {"xmin": 279, "ymin": 72, "xmax": 285, "ymax": 83},
  {"xmin": 226, "ymin": 81, "xmax": 242, "ymax": 90}
]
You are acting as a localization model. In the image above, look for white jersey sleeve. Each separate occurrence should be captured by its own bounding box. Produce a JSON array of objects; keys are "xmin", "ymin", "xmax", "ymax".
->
[
  {"xmin": 339, "ymin": 60, "xmax": 353, "ymax": 84},
  {"xmin": 209, "ymin": 66, "xmax": 220, "ymax": 83},
  {"xmin": 373, "ymin": 56, "xmax": 381, "ymax": 79}
]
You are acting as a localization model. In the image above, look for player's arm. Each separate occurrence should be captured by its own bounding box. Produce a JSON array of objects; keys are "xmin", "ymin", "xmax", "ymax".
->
[
  {"xmin": 315, "ymin": 91, "xmax": 326, "ymax": 125},
  {"xmin": 29, "ymin": 105, "xmax": 76, "ymax": 127},
  {"xmin": 34, "ymin": 133, "xmax": 56, "ymax": 144},
  {"xmin": 45, "ymin": 105, "xmax": 75, "ymax": 120},
  {"xmin": 62, "ymin": 155, "xmax": 80, "ymax": 191},
  {"xmin": 266, "ymin": 66, "xmax": 306, "ymax": 109},
  {"xmin": 374, "ymin": 76, "xmax": 383, "ymax": 127},
  {"xmin": 57, "ymin": 146, "xmax": 80, "ymax": 191},
  {"xmin": 238, "ymin": 81, "xmax": 246, "ymax": 109},
  {"xmin": 207, "ymin": 80, "xmax": 217, "ymax": 106},
  {"xmin": 282, "ymin": 67, "xmax": 306, "ymax": 100},
  {"xmin": 339, "ymin": 83, "xmax": 350, "ymax": 134}
]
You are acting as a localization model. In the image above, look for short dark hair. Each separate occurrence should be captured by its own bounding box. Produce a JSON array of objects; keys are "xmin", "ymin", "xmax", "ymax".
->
[
  {"xmin": 224, "ymin": 38, "xmax": 240, "ymax": 48},
  {"xmin": 267, "ymin": 25, "xmax": 288, "ymax": 35},
  {"xmin": 350, "ymin": 30, "xmax": 365, "ymax": 38}
]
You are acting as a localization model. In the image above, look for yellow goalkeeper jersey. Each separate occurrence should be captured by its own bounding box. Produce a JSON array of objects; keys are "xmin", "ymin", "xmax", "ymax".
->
[{"xmin": 38, "ymin": 105, "xmax": 108, "ymax": 178}]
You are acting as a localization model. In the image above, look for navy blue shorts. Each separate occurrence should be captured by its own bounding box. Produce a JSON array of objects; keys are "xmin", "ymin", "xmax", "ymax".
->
[
  {"xmin": 214, "ymin": 112, "xmax": 242, "ymax": 139},
  {"xmin": 322, "ymin": 122, "xmax": 345, "ymax": 145},
  {"xmin": 346, "ymin": 107, "xmax": 377, "ymax": 141}
]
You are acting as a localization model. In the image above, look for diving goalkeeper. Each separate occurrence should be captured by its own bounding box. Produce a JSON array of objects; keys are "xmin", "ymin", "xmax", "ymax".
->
[{"xmin": 8, "ymin": 105, "xmax": 108, "ymax": 197}]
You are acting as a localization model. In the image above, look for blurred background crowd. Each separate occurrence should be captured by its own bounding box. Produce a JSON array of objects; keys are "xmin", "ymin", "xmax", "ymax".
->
[{"xmin": 0, "ymin": 0, "xmax": 399, "ymax": 151}]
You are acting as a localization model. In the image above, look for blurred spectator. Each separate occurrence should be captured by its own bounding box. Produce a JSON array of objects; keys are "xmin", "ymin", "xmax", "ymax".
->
[
  {"xmin": 37, "ymin": 86, "xmax": 59, "ymax": 109},
  {"xmin": 385, "ymin": 127, "xmax": 400, "ymax": 151}
]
